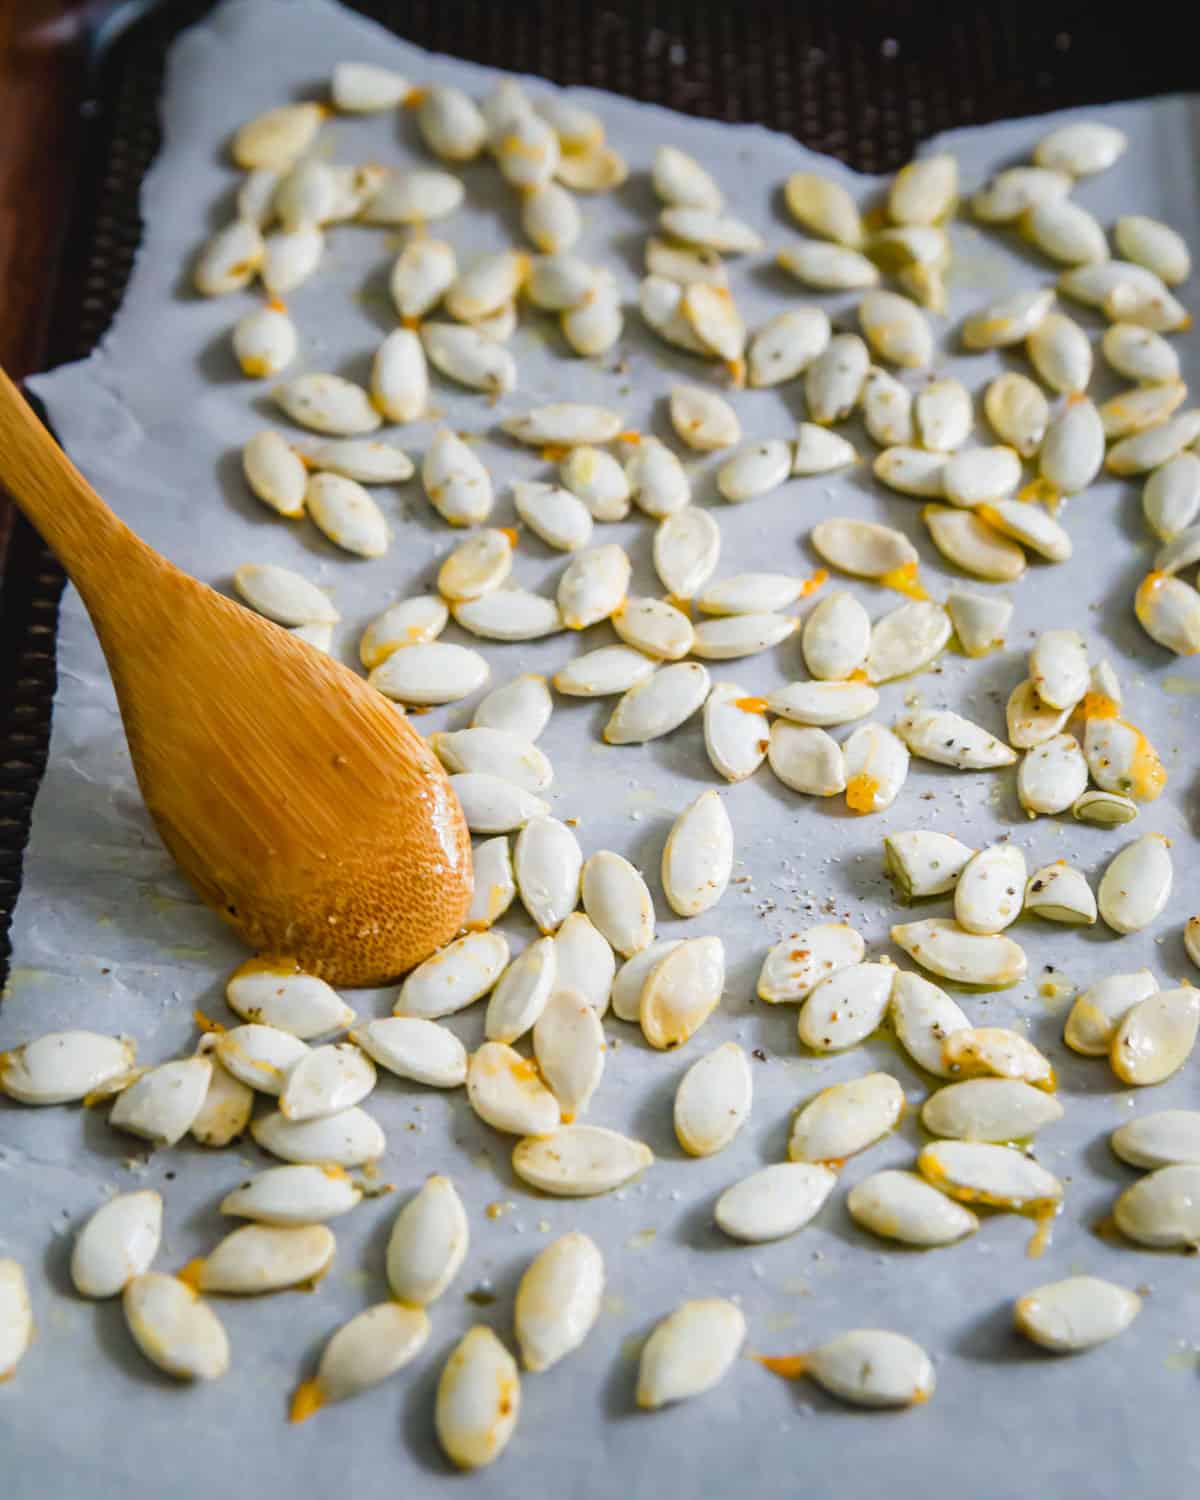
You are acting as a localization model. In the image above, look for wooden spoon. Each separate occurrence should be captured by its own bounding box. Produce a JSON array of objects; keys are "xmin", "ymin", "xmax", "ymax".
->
[{"xmin": 0, "ymin": 367, "xmax": 472, "ymax": 986}]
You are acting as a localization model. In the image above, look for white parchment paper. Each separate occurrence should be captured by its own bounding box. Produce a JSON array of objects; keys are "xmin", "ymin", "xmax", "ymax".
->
[{"xmin": 3, "ymin": 1, "xmax": 1200, "ymax": 1493}]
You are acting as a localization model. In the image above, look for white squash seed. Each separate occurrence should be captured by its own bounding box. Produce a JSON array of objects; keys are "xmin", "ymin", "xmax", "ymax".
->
[
  {"xmin": 673, "ymin": 1041, "xmax": 751, "ymax": 1157},
  {"xmin": 280, "ymin": 1042, "xmax": 375, "ymax": 1123},
  {"xmin": 1064, "ymin": 970, "xmax": 1159, "ymax": 1056},
  {"xmin": 765, "ymin": 680, "xmax": 879, "ymax": 727},
  {"xmin": 514, "ymin": 1232, "xmax": 604, "ymax": 1372},
  {"xmin": 922, "ymin": 1078, "xmax": 1063, "ymax": 1142},
  {"xmin": 251, "ymin": 1106, "xmax": 384, "ymax": 1166},
  {"xmin": 963, "ymin": 287, "xmax": 1054, "ymax": 350},
  {"xmin": 640, "ymin": 935, "xmax": 724, "ymax": 1050},
  {"xmin": 625, "ymin": 438, "xmax": 691, "ymax": 517},
  {"xmin": 788, "ymin": 1072, "xmax": 904, "ymax": 1163},
  {"xmin": 717, "ymin": 440, "xmax": 793, "ymax": 502},
  {"xmin": 359, "ymin": 596, "xmax": 448, "ymax": 667},
  {"xmin": 984, "ymin": 371, "xmax": 1049, "ymax": 456},
  {"xmin": 1, "ymin": 1030, "xmax": 136, "ymax": 1105},
  {"xmin": 792, "ymin": 423, "xmax": 857, "ymax": 474},
  {"xmin": 802, "ymin": 590, "xmax": 871, "ymax": 680},
  {"xmin": 1016, "ymin": 1276, "xmax": 1140, "ymax": 1354},
  {"xmin": 435, "ymin": 1326, "xmax": 520, "ymax": 1471},
  {"xmin": 1024, "ymin": 861, "xmax": 1097, "ymax": 924},
  {"xmin": 703, "ymin": 680, "xmax": 769, "ymax": 782},
  {"xmin": 511, "ymin": 1124, "xmax": 653, "ymax": 1196},
  {"xmin": 215, "ymin": 1023, "xmax": 308, "ymax": 1096},
  {"xmin": 109, "ymin": 1058, "xmax": 211, "ymax": 1147},
  {"xmin": 1098, "ymin": 832, "xmax": 1173, "ymax": 933},
  {"xmin": 554, "ymin": 645, "xmax": 656, "ymax": 697},
  {"xmin": 889, "ymin": 970, "xmax": 970, "ymax": 1077},
  {"xmin": 803, "ymin": 1330, "xmax": 935, "ymax": 1408},
  {"xmin": 274, "ymin": 373, "xmax": 381, "ymax": 437},
  {"xmin": 533, "ymin": 988, "xmax": 605, "ymax": 1120},
  {"xmin": 954, "ymin": 845, "xmax": 1026, "ymax": 935},
  {"xmin": 486, "ymin": 938, "xmax": 558, "ymax": 1044},
  {"xmin": 918, "ymin": 1140, "xmax": 1062, "ymax": 1211},
  {"xmin": 191, "ymin": 1223, "xmax": 334, "ymax": 1295},
  {"xmin": 805, "ymin": 334, "xmax": 870, "ymax": 424},
  {"xmin": 924, "ymin": 504, "xmax": 1027, "ymax": 582},
  {"xmin": 1134, "ymin": 571, "xmax": 1200, "ymax": 653},
  {"xmin": 637, "ymin": 1299, "xmax": 745, "ymax": 1409},
  {"xmin": 422, "ymin": 321, "xmax": 515, "ymax": 393},
  {"xmin": 71, "ymin": 1190, "xmax": 162, "ymax": 1299},
  {"xmin": 581, "ymin": 850, "xmax": 654, "ymax": 956},
  {"xmin": 662, "ymin": 790, "xmax": 733, "ymax": 917},
  {"xmin": 768, "ymin": 723, "xmax": 846, "ymax": 796},
  {"xmin": 221, "ymin": 1164, "xmax": 362, "ymax": 1226},
  {"xmin": 715, "ymin": 1163, "xmax": 837, "ymax": 1243},
  {"xmin": 758, "ymin": 922, "xmax": 865, "ymax": 1004},
  {"xmin": 553, "ymin": 914, "xmax": 614, "ymax": 1016},
  {"xmin": 859, "ymin": 290, "xmax": 933, "ymax": 368},
  {"xmin": 748, "ymin": 308, "xmax": 831, "ymax": 388},
  {"xmin": 560, "ymin": 446, "xmax": 631, "ymax": 521},
  {"xmin": 1113, "ymin": 1164, "xmax": 1200, "ymax": 1249},
  {"xmin": 1111, "ymin": 1110, "xmax": 1200, "ymax": 1169},
  {"xmin": 514, "ymin": 815, "xmax": 583, "ymax": 934},
  {"xmin": 369, "ymin": 641, "xmax": 489, "ymax": 704},
  {"xmin": 396, "ymin": 931, "xmax": 509, "ymax": 1020},
  {"xmin": 351, "ymin": 1017, "xmax": 468, "ymax": 1089},
  {"xmin": 502, "ymin": 403, "xmax": 624, "ymax": 448},
  {"xmin": 891, "ymin": 918, "xmax": 1026, "ymax": 986},
  {"xmin": 847, "ymin": 1170, "xmax": 978, "ymax": 1247},
  {"xmin": 610, "ymin": 941, "xmax": 683, "ymax": 1023},
  {"xmin": 1111, "ymin": 987, "xmax": 1200, "ymax": 1086},
  {"xmin": 1101, "ymin": 322, "xmax": 1180, "ymax": 385},
  {"xmin": 604, "ymin": 661, "xmax": 711, "ymax": 744},
  {"xmin": 799, "ymin": 962, "xmax": 895, "ymax": 1052},
  {"xmin": 810, "ymin": 517, "xmax": 917, "ymax": 578},
  {"xmin": 123, "ymin": 1273, "xmax": 228, "ymax": 1382}
]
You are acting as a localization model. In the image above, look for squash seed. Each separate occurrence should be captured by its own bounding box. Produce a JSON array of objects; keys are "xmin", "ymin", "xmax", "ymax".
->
[
  {"xmin": 1022, "ymin": 197, "xmax": 1108, "ymax": 265},
  {"xmin": 1098, "ymin": 833, "xmax": 1173, "ymax": 933},
  {"xmin": 511, "ymin": 482, "xmax": 592, "ymax": 555},
  {"xmin": 889, "ymin": 152, "xmax": 957, "ymax": 225},
  {"xmin": 918, "ymin": 1140, "xmax": 1062, "ymax": 1212},
  {"xmin": 215, "ymin": 1024, "xmax": 308, "ymax": 1096},
  {"xmin": 1024, "ymin": 861, "xmax": 1097, "ymax": 925},
  {"xmin": 1064, "ymin": 970, "xmax": 1159, "ymax": 1056},
  {"xmin": 703, "ymin": 680, "xmax": 769, "ymax": 782},
  {"xmin": 1154, "ymin": 522, "xmax": 1200, "ymax": 576},
  {"xmin": 866, "ymin": 600, "xmax": 951, "ymax": 682},
  {"xmin": 1108, "ymin": 412, "xmax": 1200, "ymax": 476},
  {"xmin": 637, "ymin": 1299, "xmax": 745, "ymax": 1409},
  {"xmin": 396, "ymin": 931, "xmax": 510, "ymax": 1020},
  {"xmin": 650, "ymin": 143, "xmax": 722, "ymax": 209},
  {"xmin": 715, "ymin": 1162, "xmax": 837, "ymax": 1243},
  {"xmin": 232, "ymin": 101, "xmax": 323, "ymax": 168},
  {"xmin": 1110, "ymin": 987, "xmax": 1200, "ymax": 1086},
  {"xmin": 242, "ymin": 430, "xmax": 306, "ymax": 517},
  {"xmin": 859, "ymin": 290, "xmax": 933, "ymax": 368},
  {"xmin": 1134, "ymin": 571, "xmax": 1200, "ymax": 653},
  {"xmin": 310, "ymin": 438, "xmax": 414, "ymax": 484},
  {"xmin": 659, "ymin": 206, "xmax": 763, "ymax": 254},
  {"xmin": 1015, "ymin": 1276, "xmax": 1141, "ymax": 1353},
  {"xmin": 502, "ymin": 403, "xmax": 624, "ymax": 449},
  {"xmin": 280, "ymin": 1043, "xmax": 375, "ymax": 1122},
  {"xmin": 554, "ymin": 645, "xmax": 656, "ymax": 697},
  {"xmin": 674, "ymin": 1041, "xmax": 752, "ymax": 1156},
  {"xmin": 662, "ymin": 790, "xmax": 733, "ymax": 918},
  {"xmin": 553, "ymin": 915, "xmax": 615, "ymax": 1016},
  {"xmin": 237, "ymin": 166, "xmax": 281, "ymax": 228},
  {"xmin": 972, "ymin": 165, "xmax": 1072, "ymax": 222},
  {"xmin": 788, "ymin": 1072, "xmax": 904, "ymax": 1163},
  {"xmin": 220, "ymin": 1164, "xmax": 362, "ymax": 1226},
  {"xmin": 554, "ymin": 142, "xmax": 628, "ymax": 193},
  {"xmin": 1018, "ymin": 732, "xmax": 1089, "ymax": 817},
  {"xmin": 783, "ymin": 171, "xmax": 863, "ymax": 244},
  {"xmin": 1027, "ymin": 312, "xmax": 1093, "ymax": 394},
  {"xmin": 640, "ymin": 935, "xmax": 725, "ymax": 1049},
  {"xmin": 848, "ymin": 1169, "xmax": 979, "ymax": 1246},
  {"xmin": 799, "ymin": 962, "xmax": 895, "ymax": 1052},
  {"xmin": 190, "ymin": 1041, "xmax": 254, "ymax": 1147},
  {"xmin": 947, "ymin": 589, "xmax": 1012, "ymax": 656},
  {"xmin": 1112, "ymin": 1110, "xmax": 1200, "ymax": 1169},
  {"xmin": 942, "ymin": 1028, "xmax": 1054, "ymax": 1090},
  {"xmin": 644, "ymin": 235, "xmax": 727, "ymax": 288},
  {"xmin": 359, "ymin": 596, "xmax": 448, "ymax": 667},
  {"xmin": 639, "ymin": 273, "xmax": 712, "ymax": 355},
  {"xmin": 560, "ymin": 447, "xmax": 631, "ymax": 521},
  {"xmin": 983, "ymin": 372, "xmax": 1049, "ymax": 457},
  {"xmin": 624, "ymin": 438, "xmax": 691, "ymax": 518},
  {"xmin": 524, "ymin": 253, "xmax": 595, "ymax": 311},
  {"xmin": 842, "ymin": 722, "xmax": 909, "ymax": 813},
  {"xmin": 292, "ymin": 1302, "xmax": 429, "ymax": 1421},
  {"xmin": 748, "ymin": 308, "xmax": 831, "ymax": 388},
  {"xmin": 924, "ymin": 504, "xmax": 1027, "ymax": 582},
  {"xmin": 350, "ymin": 1017, "xmax": 468, "ymax": 1089},
  {"xmin": 274, "ymin": 373, "xmax": 380, "ymax": 437},
  {"xmin": 778, "ymin": 239, "xmax": 879, "ymax": 290},
  {"xmin": 534, "ymin": 990, "xmax": 606, "ymax": 1122},
  {"xmin": 804, "ymin": 334, "xmax": 870, "ymax": 424},
  {"xmin": 766, "ymin": 680, "xmax": 879, "ymax": 728},
  {"xmin": 682, "ymin": 283, "xmax": 746, "ymax": 364},
  {"xmin": 511, "ymin": 1125, "xmax": 653, "ymax": 1196},
  {"xmin": 368, "ymin": 641, "xmax": 489, "ymax": 704},
  {"xmin": 467, "ymin": 1042, "xmax": 560, "ymax": 1136},
  {"xmin": 416, "ymin": 84, "xmax": 486, "ymax": 162},
  {"xmin": 190, "ymin": 1223, "xmax": 335, "ymax": 1295},
  {"xmin": 495, "ymin": 109, "xmax": 559, "ymax": 190},
  {"xmin": 71, "ymin": 1190, "xmax": 162, "ymax": 1299},
  {"xmin": 861, "ymin": 365, "xmax": 916, "ymax": 446},
  {"xmin": 436, "ymin": 1326, "xmax": 520, "ymax": 1471},
  {"xmin": 422, "ymin": 428, "xmax": 494, "ymax": 527},
  {"xmin": 962, "ymin": 287, "xmax": 1055, "ymax": 350},
  {"xmin": 794, "ymin": 1329, "xmax": 934, "ymax": 1408},
  {"xmin": 1073, "ymin": 790, "xmax": 1139, "ymax": 825},
  {"xmin": 811, "ymin": 517, "xmax": 918, "ymax": 578},
  {"xmin": 123, "ymin": 1273, "xmax": 228, "ymax": 1381},
  {"xmin": 385, "ymin": 1174, "xmax": 468, "ymax": 1306},
  {"xmin": 1, "ymin": 1030, "xmax": 136, "ymax": 1105},
  {"xmin": 884, "ymin": 831, "xmax": 975, "ymax": 901},
  {"xmin": 914, "ymin": 378, "xmax": 972, "ymax": 453},
  {"xmin": 437, "ymin": 529, "xmax": 513, "ymax": 603},
  {"xmin": 691, "ymin": 612, "xmax": 796, "ymax": 660},
  {"xmin": 305, "ymin": 473, "xmax": 388, "ymax": 558},
  {"xmin": 604, "ymin": 661, "xmax": 711, "ymax": 744},
  {"xmin": 251, "ymin": 1106, "xmax": 385, "ymax": 1166},
  {"xmin": 1103, "ymin": 279, "xmax": 1190, "ymax": 333},
  {"xmin": 768, "ymin": 723, "xmax": 847, "ymax": 796},
  {"xmin": 233, "ymin": 303, "xmax": 297, "ymax": 378},
  {"xmin": 1113, "ymin": 1164, "xmax": 1200, "ymax": 1249},
  {"xmin": 261, "ymin": 225, "xmax": 323, "ymax": 296},
  {"xmin": 976, "ymin": 499, "xmax": 1071, "ymax": 562},
  {"xmin": 581, "ymin": 850, "xmax": 654, "ymax": 957},
  {"xmin": 611, "ymin": 941, "xmax": 683, "ymax": 1022},
  {"xmin": 450, "ymin": 773, "xmax": 550, "ymax": 834},
  {"xmin": 922, "ymin": 1078, "xmax": 1063, "ymax": 1142},
  {"xmin": 668, "ymin": 385, "xmax": 740, "ymax": 452},
  {"xmin": 792, "ymin": 424, "xmax": 857, "ymax": 475},
  {"xmin": 514, "ymin": 1232, "xmax": 604, "ymax": 1372},
  {"xmin": 390, "ymin": 238, "xmax": 456, "ymax": 321},
  {"xmin": 717, "ymin": 439, "xmax": 793, "ymax": 502},
  {"xmin": 109, "ymin": 1058, "xmax": 212, "ymax": 1146},
  {"xmin": 699, "ymin": 572, "xmax": 809, "ymax": 616},
  {"xmin": 521, "ymin": 181, "xmax": 581, "ymax": 254},
  {"xmin": 942, "ymin": 447, "xmax": 1021, "ymax": 507},
  {"xmin": 1102, "ymin": 321, "xmax": 1180, "ymax": 384},
  {"xmin": 758, "ymin": 922, "xmax": 866, "ymax": 1004},
  {"xmin": 486, "ymin": 938, "xmax": 559, "ymax": 1044},
  {"xmin": 1006, "ymin": 678, "xmax": 1072, "ymax": 749},
  {"xmin": 1100, "ymin": 380, "xmax": 1187, "ymax": 439},
  {"xmin": 513, "ymin": 815, "xmax": 583, "ymax": 934},
  {"xmin": 802, "ymin": 590, "xmax": 871, "ymax": 680},
  {"xmin": 896, "ymin": 709, "xmax": 1016, "ymax": 769},
  {"xmin": 1114, "ymin": 215, "xmax": 1190, "ymax": 284},
  {"xmin": 1034, "ymin": 120, "xmax": 1126, "ymax": 176},
  {"xmin": 891, "ymin": 919, "xmax": 1026, "ymax": 986},
  {"xmin": 194, "ymin": 219, "xmax": 265, "ymax": 295},
  {"xmin": 955, "ymin": 845, "xmax": 1026, "ymax": 934},
  {"xmin": 371, "ymin": 328, "xmax": 428, "ymax": 423},
  {"xmin": 421, "ymin": 321, "xmax": 515, "ymax": 394},
  {"xmin": 889, "ymin": 970, "xmax": 970, "ymax": 1076}
]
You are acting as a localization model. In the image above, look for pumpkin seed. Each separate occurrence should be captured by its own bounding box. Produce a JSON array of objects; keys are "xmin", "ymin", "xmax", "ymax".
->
[
  {"xmin": 1024, "ymin": 861, "xmax": 1097, "ymax": 924},
  {"xmin": 859, "ymin": 290, "xmax": 933, "ymax": 368},
  {"xmin": 766, "ymin": 680, "xmax": 879, "ymax": 728},
  {"xmin": 305, "ymin": 472, "xmax": 388, "ymax": 557},
  {"xmin": 1113, "ymin": 1164, "xmax": 1200, "ymax": 1248},
  {"xmin": 190, "ymin": 1040, "xmax": 254, "ymax": 1147},
  {"xmin": 788, "ymin": 1072, "xmax": 904, "ymax": 1163},
  {"xmin": 1015, "ymin": 1276, "xmax": 1141, "ymax": 1353},
  {"xmin": 556, "ymin": 544, "xmax": 630, "ymax": 629},
  {"xmin": 1115, "ymin": 215, "xmax": 1190, "ymax": 284},
  {"xmin": 639, "ymin": 273, "xmax": 711, "ymax": 355},
  {"xmin": 71, "ymin": 1190, "xmax": 162, "ymax": 1299},
  {"xmin": 123, "ymin": 1273, "xmax": 228, "ymax": 1381},
  {"xmin": 778, "ymin": 239, "xmax": 879, "ymax": 289},
  {"xmin": 668, "ymin": 385, "xmax": 740, "ymax": 452},
  {"xmin": 486, "ymin": 939, "xmax": 559, "ymax": 1044},
  {"xmin": 1023, "ymin": 197, "xmax": 1108, "ymax": 265},
  {"xmin": 976, "ymin": 499, "xmax": 1071, "ymax": 562},
  {"xmin": 918, "ymin": 1139, "xmax": 1062, "ymax": 1211},
  {"xmin": 421, "ymin": 321, "xmax": 515, "ymax": 393},
  {"xmin": 672, "ymin": 1040, "xmax": 752, "ymax": 1157},
  {"xmin": 554, "ymin": 142, "xmax": 628, "ymax": 193},
  {"xmin": 660, "ymin": 790, "xmax": 733, "ymax": 919},
  {"xmin": 715, "ymin": 1162, "xmax": 837, "ymax": 1243},
  {"xmin": 896, "ymin": 708, "xmax": 1016, "ymax": 769},
  {"xmin": 278, "ymin": 1042, "xmax": 375, "ymax": 1123},
  {"xmin": 495, "ymin": 110, "xmax": 559, "ymax": 190},
  {"xmin": 369, "ymin": 327, "xmax": 428, "ymax": 424},
  {"xmin": 1106, "ymin": 279, "xmax": 1191, "ymax": 332},
  {"xmin": 891, "ymin": 918, "xmax": 1027, "ymax": 986},
  {"xmin": 649, "ymin": 143, "xmax": 723, "ymax": 209},
  {"xmin": 190, "ymin": 1223, "xmax": 335, "ymax": 1295},
  {"xmin": 768, "ymin": 723, "xmax": 847, "ymax": 796},
  {"xmin": 511, "ymin": 1125, "xmax": 653, "ymax": 1196},
  {"xmin": 811, "ymin": 517, "xmax": 917, "ymax": 578},
  {"xmin": 1018, "ymin": 732, "xmax": 1090, "ymax": 817},
  {"xmin": 422, "ymin": 427, "xmax": 494, "ymax": 526},
  {"xmin": 215, "ymin": 1024, "xmax": 308, "ymax": 1096},
  {"xmin": 535, "ymin": 95, "xmax": 604, "ymax": 152},
  {"xmin": 511, "ymin": 480, "xmax": 593, "ymax": 553},
  {"xmin": 805, "ymin": 334, "xmax": 870, "ymax": 424},
  {"xmin": 1111, "ymin": 987, "xmax": 1200, "ymax": 1086},
  {"xmin": 396, "ymin": 931, "xmax": 509, "ymax": 1020},
  {"xmin": 1064, "ymin": 970, "xmax": 1158, "ymax": 1056},
  {"xmin": 861, "ymin": 366, "xmax": 916, "ymax": 446},
  {"xmin": 954, "ymin": 845, "xmax": 1027, "ymax": 934},
  {"xmin": 605, "ymin": 661, "xmax": 711, "ymax": 743},
  {"xmin": 640, "ymin": 935, "xmax": 724, "ymax": 1049},
  {"xmin": 924, "ymin": 504, "xmax": 1027, "ymax": 582},
  {"xmin": 717, "ymin": 439, "xmax": 793, "ymax": 502},
  {"xmin": 332, "ymin": 62, "xmax": 408, "ymax": 112},
  {"xmin": 625, "ymin": 437, "xmax": 691, "ymax": 517},
  {"xmin": 1073, "ymin": 790, "xmax": 1138, "ymax": 825},
  {"xmin": 943, "ymin": 1027, "xmax": 1054, "ymax": 1090},
  {"xmin": 219, "ymin": 1164, "xmax": 361, "ymax": 1227},
  {"xmin": 923, "ymin": 1078, "xmax": 1063, "ymax": 1142},
  {"xmin": 659, "ymin": 207, "xmax": 763, "ymax": 254},
  {"xmin": 682, "ymin": 283, "xmax": 746, "ymax": 365},
  {"xmin": 242, "ymin": 430, "xmax": 306, "ymax": 517},
  {"xmin": 416, "ymin": 84, "xmax": 486, "ymax": 162},
  {"xmin": 1108, "ymin": 412, "xmax": 1200, "ymax": 476},
  {"xmin": 435, "ymin": 1326, "xmax": 520, "ymax": 1471},
  {"xmin": 261, "ymin": 225, "xmax": 323, "ymax": 296},
  {"xmin": 699, "ymin": 572, "xmax": 807, "ymax": 616},
  {"xmin": 703, "ymin": 680, "xmax": 770, "ymax": 782},
  {"xmin": 251, "ymin": 1105, "xmax": 385, "ymax": 1166},
  {"xmin": 437, "ymin": 530, "xmax": 513, "ymax": 604},
  {"xmin": 799, "ymin": 962, "xmax": 895, "ymax": 1052},
  {"xmin": 848, "ymin": 1169, "xmax": 979, "ymax": 1246},
  {"xmin": 274, "ymin": 160, "xmax": 336, "ymax": 230},
  {"xmin": 884, "ymin": 832, "xmax": 975, "ymax": 901},
  {"xmin": 580, "ymin": 850, "xmax": 654, "ymax": 956},
  {"xmin": 792, "ymin": 424, "xmax": 858, "ymax": 476},
  {"xmin": 1034, "ymin": 121, "xmax": 1126, "ymax": 176},
  {"xmin": 194, "ymin": 219, "xmax": 265, "ymax": 295},
  {"xmin": 645, "ymin": 235, "xmax": 728, "ymax": 287},
  {"xmin": 782, "ymin": 171, "xmax": 862, "ymax": 244},
  {"xmin": 1006, "ymin": 678, "xmax": 1072, "ymax": 749},
  {"xmin": 390, "ymin": 237, "xmax": 456, "ymax": 321},
  {"xmin": 233, "ymin": 303, "xmax": 297, "ymax": 378},
  {"xmin": 553, "ymin": 913, "xmax": 615, "ymax": 1016},
  {"xmin": 914, "ymin": 378, "xmax": 972, "ymax": 453},
  {"xmin": 1, "ymin": 1030, "xmax": 136, "ymax": 1105},
  {"xmin": 1134, "ymin": 571, "xmax": 1200, "ymax": 654},
  {"xmin": 560, "ymin": 446, "xmax": 631, "ymax": 520},
  {"xmin": 801, "ymin": 590, "xmax": 870, "ymax": 680},
  {"xmin": 889, "ymin": 153, "xmax": 957, "ymax": 225},
  {"xmin": 369, "ymin": 641, "xmax": 489, "ymax": 704},
  {"xmin": 360, "ymin": 596, "xmax": 448, "ymax": 667},
  {"xmin": 311, "ymin": 437, "xmax": 414, "ymax": 484},
  {"xmin": 1058, "ymin": 258, "xmax": 1164, "ymax": 310},
  {"xmin": 502, "ymin": 403, "xmax": 624, "ymax": 448},
  {"xmin": 350, "ymin": 1017, "xmax": 468, "ymax": 1088},
  {"xmin": 1100, "ymin": 380, "xmax": 1187, "ymax": 439},
  {"xmin": 947, "ymin": 589, "xmax": 1013, "ymax": 657},
  {"xmin": 237, "ymin": 166, "xmax": 281, "ymax": 228},
  {"xmin": 521, "ymin": 181, "xmax": 581, "ymax": 254},
  {"xmin": 109, "ymin": 1058, "xmax": 212, "ymax": 1147},
  {"xmin": 1111, "ymin": 1109, "xmax": 1200, "ymax": 1169},
  {"xmin": 941, "ymin": 447, "xmax": 1019, "ymax": 508},
  {"xmin": 962, "ymin": 287, "xmax": 1055, "ymax": 350},
  {"xmin": 758, "ymin": 922, "xmax": 865, "ymax": 1004},
  {"xmin": 799, "ymin": 1329, "xmax": 934, "ymax": 1408},
  {"xmin": 637, "ymin": 1299, "xmax": 745, "ymax": 1409},
  {"xmin": 450, "ymin": 773, "xmax": 550, "ymax": 834},
  {"xmin": 274, "ymin": 373, "xmax": 380, "ymax": 436},
  {"xmin": 467, "ymin": 1042, "xmax": 560, "ymax": 1135},
  {"xmin": 1098, "ymin": 832, "xmax": 1173, "ymax": 933},
  {"xmin": 383, "ymin": 1174, "xmax": 468, "ymax": 1307},
  {"xmin": 1101, "ymin": 322, "xmax": 1180, "ymax": 385},
  {"xmin": 971, "ymin": 165, "xmax": 1072, "ymax": 222},
  {"xmin": 610, "ymin": 941, "xmax": 684, "ymax": 1023},
  {"xmin": 554, "ymin": 645, "xmax": 656, "ymax": 697},
  {"xmin": 514, "ymin": 1232, "xmax": 604, "ymax": 1372},
  {"xmin": 691, "ymin": 613, "xmax": 796, "ymax": 660},
  {"xmin": 984, "ymin": 372, "xmax": 1049, "ymax": 456},
  {"xmin": 1143, "ymin": 458, "xmax": 1200, "ymax": 542},
  {"xmin": 292, "ymin": 1301, "xmax": 429, "ymax": 1421},
  {"xmin": 525, "ymin": 253, "xmax": 596, "ymax": 311},
  {"xmin": 842, "ymin": 722, "xmax": 909, "ymax": 813},
  {"xmin": 889, "ymin": 970, "xmax": 970, "ymax": 1076},
  {"xmin": 1083, "ymin": 710, "xmax": 1166, "ymax": 801},
  {"xmin": 1027, "ymin": 312, "xmax": 1093, "ymax": 394},
  {"xmin": 748, "ymin": 308, "xmax": 831, "ymax": 388},
  {"xmin": 866, "ymin": 600, "xmax": 950, "ymax": 682},
  {"xmin": 326, "ymin": 163, "xmax": 386, "ymax": 221}
]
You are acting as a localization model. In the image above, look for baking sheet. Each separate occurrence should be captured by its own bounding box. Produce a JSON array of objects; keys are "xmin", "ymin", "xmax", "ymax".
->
[{"xmin": 3, "ymin": 0, "xmax": 1200, "ymax": 1493}]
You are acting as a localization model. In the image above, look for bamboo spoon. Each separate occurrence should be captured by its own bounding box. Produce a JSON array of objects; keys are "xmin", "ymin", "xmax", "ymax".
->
[{"xmin": 0, "ymin": 367, "xmax": 472, "ymax": 986}]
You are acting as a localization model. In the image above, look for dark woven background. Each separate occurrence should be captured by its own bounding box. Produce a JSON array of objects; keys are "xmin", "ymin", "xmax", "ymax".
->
[{"xmin": 0, "ymin": 0, "xmax": 1190, "ymax": 974}]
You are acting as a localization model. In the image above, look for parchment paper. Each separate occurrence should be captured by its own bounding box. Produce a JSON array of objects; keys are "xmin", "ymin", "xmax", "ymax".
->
[{"xmin": 3, "ymin": 1, "xmax": 1200, "ymax": 1494}]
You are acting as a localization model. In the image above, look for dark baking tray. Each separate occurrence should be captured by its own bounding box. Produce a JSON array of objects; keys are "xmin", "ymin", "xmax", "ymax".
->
[{"xmin": 0, "ymin": 0, "xmax": 1192, "ymax": 979}]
